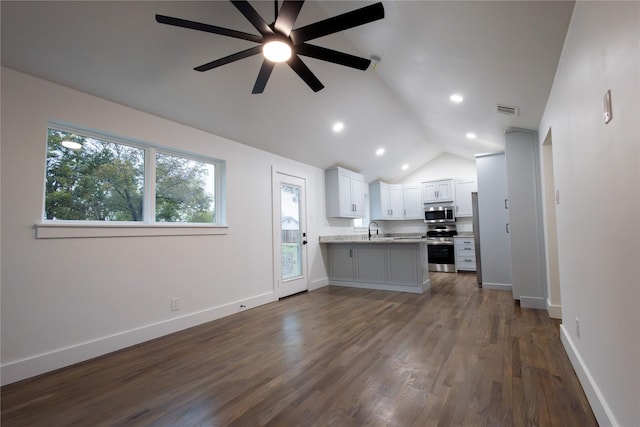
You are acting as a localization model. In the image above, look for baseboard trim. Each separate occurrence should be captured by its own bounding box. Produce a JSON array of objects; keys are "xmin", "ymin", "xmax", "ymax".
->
[
  {"xmin": 546, "ymin": 298, "xmax": 562, "ymax": 319},
  {"xmin": 310, "ymin": 277, "xmax": 329, "ymax": 291},
  {"xmin": 329, "ymin": 280, "xmax": 424, "ymax": 294},
  {"xmin": 519, "ymin": 296, "xmax": 547, "ymax": 310},
  {"xmin": 560, "ymin": 324, "xmax": 618, "ymax": 427},
  {"xmin": 1, "ymin": 291, "xmax": 276, "ymax": 386},
  {"xmin": 481, "ymin": 282, "xmax": 512, "ymax": 291}
]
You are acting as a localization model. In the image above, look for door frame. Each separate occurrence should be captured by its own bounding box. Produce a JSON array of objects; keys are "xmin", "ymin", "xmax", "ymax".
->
[{"xmin": 272, "ymin": 168, "xmax": 309, "ymax": 298}]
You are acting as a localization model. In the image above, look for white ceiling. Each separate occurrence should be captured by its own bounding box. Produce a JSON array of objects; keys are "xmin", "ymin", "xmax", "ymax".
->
[{"xmin": 1, "ymin": 1, "xmax": 574, "ymax": 182}]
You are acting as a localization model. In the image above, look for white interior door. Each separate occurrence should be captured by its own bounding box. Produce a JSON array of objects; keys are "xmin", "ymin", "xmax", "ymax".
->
[{"xmin": 273, "ymin": 171, "xmax": 308, "ymax": 298}]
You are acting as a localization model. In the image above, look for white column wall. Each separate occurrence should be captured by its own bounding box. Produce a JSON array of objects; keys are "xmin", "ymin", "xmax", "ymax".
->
[{"xmin": 538, "ymin": 2, "xmax": 639, "ymax": 425}]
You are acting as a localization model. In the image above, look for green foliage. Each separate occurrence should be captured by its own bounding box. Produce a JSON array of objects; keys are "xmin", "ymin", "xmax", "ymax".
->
[
  {"xmin": 45, "ymin": 129, "xmax": 215, "ymax": 223},
  {"xmin": 155, "ymin": 153, "xmax": 214, "ymax": 223}
]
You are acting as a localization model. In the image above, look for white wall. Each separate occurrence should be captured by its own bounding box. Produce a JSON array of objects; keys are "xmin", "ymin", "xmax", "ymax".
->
[
  {"xmin": 0, "ymin": 68, "xmax": 339, "ymax": 384},
  {"xmin": 538, "ymin": 2, "xmax": 639, "ymax": 426},
  {"xmin": 398, "ymin": 152, "xmax": 477, "ymax": 184}
]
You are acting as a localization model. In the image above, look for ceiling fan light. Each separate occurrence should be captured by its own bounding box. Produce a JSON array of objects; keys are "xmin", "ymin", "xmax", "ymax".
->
[{"xmin": 263, "ymin": 41, "xmax": 292, "ymax": 63}]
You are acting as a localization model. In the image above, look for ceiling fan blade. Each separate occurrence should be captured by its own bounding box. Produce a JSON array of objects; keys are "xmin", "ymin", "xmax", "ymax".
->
[
  {"xmin": 155, "ymin": 14, "xmax": 263, "ymax": 43},
  {"xmin": 296, "ymin": 44, "xmax": 371, "ymax": 70},
  {"xmin": 194, "ymin": 46, "xmax": 263, "ymax": 72},
  {"xmin": 252, "ymin": 60, "xmax": 276, "ymax": 94},
  {"xmin": 290, "ymin": 2, "xmax": 384, "ymax": 44},
  {"xmin": 287, "ymin": 55, "xmax": 324, "ymax": 92},
  {"xmin": 230, "ymin": 0, "xmax": 274, "ymax": 36},
  {"xmin": 274, "ymin": 1, "xmax": 304, "ymax": 36}
]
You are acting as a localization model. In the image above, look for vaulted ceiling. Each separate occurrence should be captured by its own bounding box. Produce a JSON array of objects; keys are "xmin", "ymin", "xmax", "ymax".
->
[{"xmin": 1, "ymin": 1, "xmax": 574, "ymax": 182}]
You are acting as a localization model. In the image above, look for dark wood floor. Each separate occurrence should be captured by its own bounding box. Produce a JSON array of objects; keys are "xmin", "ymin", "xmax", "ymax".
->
[{"xmin": 1, "ymin": 273, "xmax": 597, "ymax": 427}]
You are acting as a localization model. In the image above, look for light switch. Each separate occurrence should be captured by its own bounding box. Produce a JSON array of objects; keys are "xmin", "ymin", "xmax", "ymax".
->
[{"xmin": 604, "ymin": 90, "xmax": 612, "ymax": 124}]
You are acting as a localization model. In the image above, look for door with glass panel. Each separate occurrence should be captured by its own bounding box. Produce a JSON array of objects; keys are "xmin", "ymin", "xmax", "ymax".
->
[{"xmin": 273, "ymin": 172, "xmax": 308, "ymax": 298}]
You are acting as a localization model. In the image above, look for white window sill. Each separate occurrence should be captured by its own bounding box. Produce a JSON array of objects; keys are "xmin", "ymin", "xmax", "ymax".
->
[{"xmin": 34, "ymin": 222, "xmax": 229, "ymax": 239}]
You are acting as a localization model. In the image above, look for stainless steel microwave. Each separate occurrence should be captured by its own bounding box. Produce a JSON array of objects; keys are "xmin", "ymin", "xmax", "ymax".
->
[{"xmin": 424, "ymin": 205, "xmax": 455, "ymax": 223}]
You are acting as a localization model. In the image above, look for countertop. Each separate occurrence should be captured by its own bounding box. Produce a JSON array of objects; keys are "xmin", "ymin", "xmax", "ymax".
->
[
  {"xmin": 319, "ymin": 234, "xmax": 428, "ymax": 244},
  {"xmin": 455, "ymin": 232, "xmax": 475, "ymax": 238}
]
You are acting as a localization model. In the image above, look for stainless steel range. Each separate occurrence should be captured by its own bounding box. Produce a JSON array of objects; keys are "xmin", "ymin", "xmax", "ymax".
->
[{"xmin": 426, "ymin": 224, "xmax": 457, "ymax": 272}]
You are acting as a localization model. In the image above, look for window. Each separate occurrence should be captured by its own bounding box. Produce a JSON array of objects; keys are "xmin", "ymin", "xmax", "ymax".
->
[
  {"xmin": 43, "ymin": 124, "xmax": 225, "ymax": 231},
  {"xmin": 45, "ymin": 128, "xmax": 145, "ymax": 221},
  {"xmin": 155, "ymin": 152, "xmax": 215, "ymax": 223}
]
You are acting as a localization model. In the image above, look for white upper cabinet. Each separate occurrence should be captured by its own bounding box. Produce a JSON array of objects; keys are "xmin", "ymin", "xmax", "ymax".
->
[
  {"xmin": 402, "ymin": 184, "xmax": 423, "ymax": 219},
  {"xmin": 454, "ymin": 179, "xmax": 477, "ymax": 217},
  {"xmin": 325, "ymin": 167, "xmax": 365, "ymax": 218},
  {"xmin": 370, "ymin": 181, "xmax": 403, "ymax": 220},
  {"xmin": 422, "ymin": 179, "xmax": 454, "ymax": 203}
]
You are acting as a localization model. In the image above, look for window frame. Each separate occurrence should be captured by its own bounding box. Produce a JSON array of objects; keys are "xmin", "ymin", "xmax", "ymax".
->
[{"xmin": 36, "ymin": 122, "xmax": 227, "ymax": 239}]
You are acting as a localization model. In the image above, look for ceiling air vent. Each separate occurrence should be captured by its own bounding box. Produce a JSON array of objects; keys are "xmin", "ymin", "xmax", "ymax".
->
[{"xmin": 496, "ymin": 104, "xmax": 519, "ymax": 116}]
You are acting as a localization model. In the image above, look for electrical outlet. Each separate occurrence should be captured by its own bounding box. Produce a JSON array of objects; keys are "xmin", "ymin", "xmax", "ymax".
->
[
  {"xmin": 240, "ymin": 304, "xmax": 247, "ymax": 311},
  {"xmin": 575, "ymin": 317, "xmax": 580, "ymax": 339},
  {"xmin": 171, "ymin": 297, "xmax": 180, "ymax": 311}
]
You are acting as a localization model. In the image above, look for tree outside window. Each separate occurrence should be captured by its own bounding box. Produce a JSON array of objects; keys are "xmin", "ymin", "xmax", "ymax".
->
[{"xmin": 45, "ymin": 127, "xmax": 217, "ymax": 224}]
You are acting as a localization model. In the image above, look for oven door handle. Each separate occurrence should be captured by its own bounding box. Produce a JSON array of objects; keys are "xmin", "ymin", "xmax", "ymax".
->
[{"xmin": 427, "ymin": 241, "xmax": 454, "ymax": 245}]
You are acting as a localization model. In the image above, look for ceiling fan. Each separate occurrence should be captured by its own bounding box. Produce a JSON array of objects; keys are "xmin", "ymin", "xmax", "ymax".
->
[{"xmin": 155, "ymin": 0, "xmax": 384, "ymax": 94}]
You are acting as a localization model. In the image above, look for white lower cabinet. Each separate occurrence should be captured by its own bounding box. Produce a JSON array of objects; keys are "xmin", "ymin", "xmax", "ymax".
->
[
  {"xmin": 355, "ymin": 244, "xmax": 387, "ymax": 283},
  {"xmin": 326, "ymin": 243, "xmax": 429, "ymax": 293},
  {"xmin": 328, "ymin": 244, "xmax": 355, "ymax": 281},
  {"xmin": 454, "ymin": 236, "xmax": 476, "ymax": 272},
  {"xmin": 387, "ymin": 244, "xmax": 419, "ymax": 285}
]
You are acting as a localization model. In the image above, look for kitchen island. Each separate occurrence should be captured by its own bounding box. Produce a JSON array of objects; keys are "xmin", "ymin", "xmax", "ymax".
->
[{"xmin": 320, "ymin": 235, "xmax": 430, "ymax": 294}]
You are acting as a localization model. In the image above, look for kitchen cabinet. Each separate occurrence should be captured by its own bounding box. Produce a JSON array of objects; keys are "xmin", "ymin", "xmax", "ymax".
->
[
  {"xmin": 325, "ymin": 167, "xmax": 365, "ymax": 218},
  {"xmin": 454, "ymin": 179, "xmax": 477, "ymax": 217},
  {"xmin": 387, "ymin": 244, "xmax": 419, "ymax": 285},
  {"xmin": 454, "ymin": 236, "xmax": 476, "ymax": 272},
  {"xmin": 325, "ymin": 241, "xmax": 429, "ymax": 293},
  {"xmin": 355, "ymin": 244, "xmax": 387, "ymax": 283},
  {"xmin": 328, "ymin": 244, "xmax": 355, "ymax": 282},
  {"xmin": 422, "ymin": 179, "xmax": 454, "ymax": 203},
  {"xmin": 476, "ymin": 152, "xmax": 512, "ymax": 288},
  {"xmin": 402, "ymin": 184, "xmax": 423, "ymax": 219},
  {"xmin": 369, "ymin": 181, "xmax": 403, "ymax": 220}
]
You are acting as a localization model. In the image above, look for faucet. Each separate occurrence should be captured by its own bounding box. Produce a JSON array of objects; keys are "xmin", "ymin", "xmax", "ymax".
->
[{"xmin": 368, "ymin": 221, "xmax": 379, "ymax": 240}]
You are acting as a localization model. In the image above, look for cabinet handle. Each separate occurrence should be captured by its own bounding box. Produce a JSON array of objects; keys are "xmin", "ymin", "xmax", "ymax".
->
[
  {"xmin": 465, "ymin": 259, "xmax": 473, "ymax": 262},
  {"xmin": 456, "ymin": 205, "xmax": 459, "ymax": 213},
  {"xmin": 504, "ymin": 199, "xmax": 509, "ymax": 209},
  {"xmin": 404, "ymin": 209, "xmax": 406, "ymax": 216},
  {"xmin": 349, "ymin": 249, "xmax": 353, "ymax": 257},
  {"xmin": 390, "ymin": 209, "xmax": 393, "ymax": 216},
  {"xmin": 506, "ymin": 223, "xmax": 510, "ymax": 233},
  {"xmin": 464, "ymin": 247, "xmax": 472, "ymax": 250}
]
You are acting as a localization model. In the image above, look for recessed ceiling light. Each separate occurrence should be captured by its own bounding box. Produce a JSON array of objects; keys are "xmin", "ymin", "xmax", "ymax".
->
[
  {"xmin": 466, "ymin": 132, "xmax": 477, "ymax": 139},
  {"xmin": 332, "ymin": 122, "xmax": 344, "ymax": 133},
  {"xmin": 401, "ymin": 164, "xmax": 409, "ymax": 170},
  {"xmin": 376, "ymin": 148, "xmax": 385, "ymax": 156},
  {"xmin": 450, "ymin": 94, "xmax": 464, "ymax": 103},
  {"xmin": 61, "ymin": 140, "xmax": 82, "ymax": 150}
]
